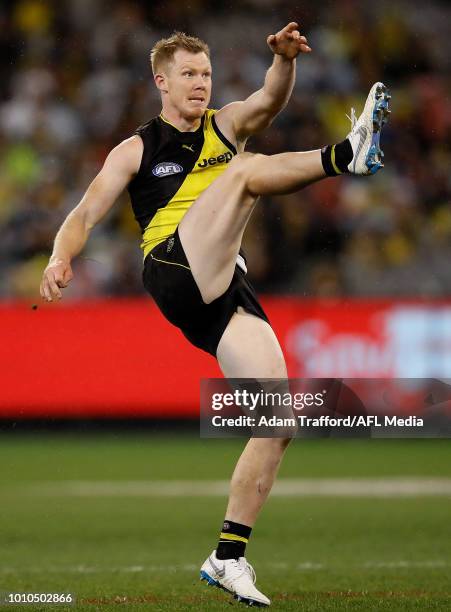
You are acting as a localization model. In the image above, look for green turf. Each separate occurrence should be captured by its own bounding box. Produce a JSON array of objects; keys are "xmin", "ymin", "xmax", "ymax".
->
[{"xmin": 0, "ymin": 435, "xmax": 450, "ymax": 611}]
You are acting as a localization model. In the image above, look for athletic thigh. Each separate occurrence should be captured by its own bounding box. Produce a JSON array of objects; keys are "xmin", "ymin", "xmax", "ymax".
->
[
  {"xmin": 218, "ymin": 308, "xmax": 299, "ymax": 439},
  {"xmin": 217, "ymin": 307, "xmax": 287, "ymax": 378},
  {"xmin": 178, "ymin": 153, "xmax": 258, "ymax": 304}
]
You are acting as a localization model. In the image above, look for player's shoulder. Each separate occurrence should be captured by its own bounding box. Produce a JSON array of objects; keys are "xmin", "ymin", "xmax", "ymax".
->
[
  {"xmin": 214, "ymin": 101, "xmax": 244, "ymax": 134},
  {"xmin": 105, "ymin": 135, "xmax": 143, "ymax": 177},
  {"xmin": 134, "ymin": 115, "xmax": 160, "ymax": 136},
  {"xmin": 114, "ymin": 134, "xmax": 143, "ymax": 155},
  {"xmin": 133, "ymin": 116, "xmax": 163, "ymax": 157},
  {"xmin": 207, "ymin": 105, "xmax": 240, "ymax": 151},
  {"xmin": 204, "ymin": 108, "xmax": 228, "ymax": 133}
]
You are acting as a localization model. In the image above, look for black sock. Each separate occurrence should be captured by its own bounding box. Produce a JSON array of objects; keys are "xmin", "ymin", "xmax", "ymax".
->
[
  {"xmin": 216, "ymin": 520, "xmax": 252, "ymax": 560},
  {"xmin": 321, "ymin": 139, "xmax": 353, "ymax": 176}
]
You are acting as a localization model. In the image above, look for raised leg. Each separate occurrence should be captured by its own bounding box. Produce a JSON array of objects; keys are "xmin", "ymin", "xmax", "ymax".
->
[{"xmin": 178, "ymin": 150, "xmax": 324, "ymax": 303}]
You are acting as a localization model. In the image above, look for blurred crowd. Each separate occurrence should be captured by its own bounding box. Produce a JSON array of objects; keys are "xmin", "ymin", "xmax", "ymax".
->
[{"xmin": 1, "ymin": 0, "xmax": 450, "ymax": 300}]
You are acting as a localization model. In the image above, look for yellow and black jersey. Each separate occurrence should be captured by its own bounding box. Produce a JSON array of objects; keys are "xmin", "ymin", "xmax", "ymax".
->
[{"xmin": 128, "ymin": 109, "xmax": 237, "ymax": 258}]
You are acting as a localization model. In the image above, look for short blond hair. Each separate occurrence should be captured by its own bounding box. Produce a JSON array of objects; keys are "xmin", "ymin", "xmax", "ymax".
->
[{"xmin": 150, "ymin": 31, "xmax": 210, "ymax": 75}]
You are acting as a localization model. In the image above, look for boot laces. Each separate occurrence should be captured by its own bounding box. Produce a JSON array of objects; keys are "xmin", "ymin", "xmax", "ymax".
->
[
  {"xmin": 235, "ymin": 558, "xmax": 256, "ymax": 584},
  {"xmin": 346, "ymin": 107, "xmax": 357, "ymax": 129}
]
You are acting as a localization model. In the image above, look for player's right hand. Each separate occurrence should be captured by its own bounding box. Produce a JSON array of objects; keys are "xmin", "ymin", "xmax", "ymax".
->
[{"xmin": 40, "ymin": 258, "xmax": 73, "ymax": 302}]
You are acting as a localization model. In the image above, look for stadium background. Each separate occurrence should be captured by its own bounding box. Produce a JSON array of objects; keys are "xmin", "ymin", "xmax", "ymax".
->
[{"xmin": 0, "ymin": 1, "xmax": 450, "ymax": 610}]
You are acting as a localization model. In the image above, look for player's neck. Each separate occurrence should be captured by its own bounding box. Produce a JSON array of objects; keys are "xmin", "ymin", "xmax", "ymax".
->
[{"xmin": 160, "ymin": 107, "xmax": 202, "ymax": 132}]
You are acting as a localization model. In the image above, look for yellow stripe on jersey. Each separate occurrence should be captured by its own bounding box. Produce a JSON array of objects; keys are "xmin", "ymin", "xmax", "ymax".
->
[{"xmin": 141, "ymin": 110, "xmax": 235, "ymax": 258}]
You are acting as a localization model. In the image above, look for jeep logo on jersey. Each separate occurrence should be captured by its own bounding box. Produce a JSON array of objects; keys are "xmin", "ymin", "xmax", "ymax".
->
[
  {"xmin": 197, "ymin": 151, "xmax": 233, "ymax": 168},
  {"xmin": 152, "ymin": 162, "xmax": 184, "ymax": 177}
]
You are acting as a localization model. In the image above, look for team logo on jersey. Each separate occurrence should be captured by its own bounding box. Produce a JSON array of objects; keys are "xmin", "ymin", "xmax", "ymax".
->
[
  {"xmin": 152, "ymin": 162, "xmax": 184, "ymax": 177},
  {"xmin": 197, "ymin": 151, "xmax": 233, "ymax": 168}
]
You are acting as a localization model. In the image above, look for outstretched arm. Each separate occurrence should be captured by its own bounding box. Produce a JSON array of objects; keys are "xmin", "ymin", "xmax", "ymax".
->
[
  {"xmin": 40, "ymin": 136, "xmax": 143, "ymax": 302},
  {"xmin": 215, "ymin": 22, "xmax": 311, "ymax": 143}
]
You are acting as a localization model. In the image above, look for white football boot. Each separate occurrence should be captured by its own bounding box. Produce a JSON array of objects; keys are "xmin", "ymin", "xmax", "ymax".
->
[
  {"xmin": 347, "ymin": 81, "xmax": 391, "ymax": 175},
  {"xmin": 200, "ymin": 550, "xmax": 270, "ymax": 607}
]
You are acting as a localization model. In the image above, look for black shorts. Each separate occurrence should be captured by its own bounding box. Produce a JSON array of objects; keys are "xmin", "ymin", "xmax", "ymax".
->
[{"xmin": 142, "ymin": 229, "xmax": 269, "ymax": 356}]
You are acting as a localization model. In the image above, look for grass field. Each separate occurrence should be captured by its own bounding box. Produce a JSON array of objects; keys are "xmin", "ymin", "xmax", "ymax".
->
[{"xmin": 1, "ymin": 434, "xmax": 450, "ymax": 611}]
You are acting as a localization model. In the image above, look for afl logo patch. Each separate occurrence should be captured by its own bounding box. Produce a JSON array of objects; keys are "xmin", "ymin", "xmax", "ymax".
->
[{"xmin": 152, "ymin": 162, "xmax": 183, "ymax": 177}]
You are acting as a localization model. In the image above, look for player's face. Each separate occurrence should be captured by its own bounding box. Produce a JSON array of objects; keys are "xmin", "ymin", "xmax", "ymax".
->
[{"xmin": 162, "ymin": 50, "xmax": 212, "ymax": 119}]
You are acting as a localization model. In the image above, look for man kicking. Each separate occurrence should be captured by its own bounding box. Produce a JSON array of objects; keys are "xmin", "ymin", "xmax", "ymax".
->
[{"xmin": 40, "ymin": 22, "xmax": 390, "ymax": 607}]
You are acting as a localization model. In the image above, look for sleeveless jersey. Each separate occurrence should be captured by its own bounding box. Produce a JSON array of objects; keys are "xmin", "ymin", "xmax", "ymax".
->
[{"xmin": 128, "ymin": 109, "xmax": 237, "ymax": 258}]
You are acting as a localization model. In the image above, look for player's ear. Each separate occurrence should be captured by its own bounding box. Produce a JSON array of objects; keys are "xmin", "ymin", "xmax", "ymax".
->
[{"xmin": 154, "ymin": 72, "xmax": 168, "ymax": 94}]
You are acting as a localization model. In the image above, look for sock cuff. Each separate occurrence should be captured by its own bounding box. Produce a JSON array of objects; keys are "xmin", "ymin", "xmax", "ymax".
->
[
  {"xmin": 219, "ymin": 532, "xmax": 249, "ymax": 543},
  {"xmin": 330, "ymin": 145, "xmax": 343, "ymax": 175},
  {"xmin": 217, "ymin": 520, "xmax": 252, "ymax": 560},
  {"xmin": 220, "ymin": 520, "xmax": 252, "ymax": 541},
  {"xmin": 321, "ymin": 145, "xmax": 337, "ymax": 176},
  {"xmin": 321, "ymin": 140, "xmax": 352, "ymax": 176}
]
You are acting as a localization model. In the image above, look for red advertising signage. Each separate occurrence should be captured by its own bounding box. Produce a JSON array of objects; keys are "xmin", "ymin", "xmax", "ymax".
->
[{"xmin": 1, "ymin": 298, "xmax": 450, "ymax": 418}]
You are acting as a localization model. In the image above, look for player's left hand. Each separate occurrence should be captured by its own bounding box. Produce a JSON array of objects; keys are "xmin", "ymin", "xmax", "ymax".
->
[{"xmin": 267, "ymin": 22, "xmax": 311, "ymax": 59}]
